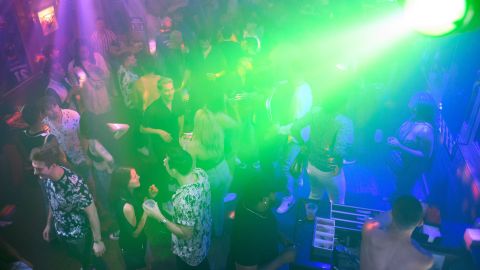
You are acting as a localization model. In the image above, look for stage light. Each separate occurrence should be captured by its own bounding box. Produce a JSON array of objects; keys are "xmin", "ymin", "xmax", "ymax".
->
[
  {"xmin": 335, "ymin": 64, "xmax": 348, "ymax": 71},
  {"xmin": 402, "ymin": 0, "xmax": 479, "ymax": 36}
]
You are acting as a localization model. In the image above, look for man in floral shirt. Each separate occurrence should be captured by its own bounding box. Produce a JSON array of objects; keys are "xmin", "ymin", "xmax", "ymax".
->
[
  {"xmin": 41, "ymin": 97, "xmax": 90, "ymax": 180},
  {"xmin": 30, "ymin": 143, "xmax": 105, "ymax": 268},
  {"xmin": 117, "ymin": 53, "xmax": 140, "ymax": 110},
  {"xmin": 143, "ymin": 148, "xmax": 211, "ymax": 270}
]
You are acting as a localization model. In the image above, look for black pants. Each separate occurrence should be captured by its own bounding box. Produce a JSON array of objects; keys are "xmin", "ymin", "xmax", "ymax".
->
[
  {"xmin": 175, "ymin": 256, "xmax": 210, "ymax": 270},
  {"xmin": 393, "ymin": 171, "xmax": 423, "ymax": 200},
  {"xmin": 122, "ymin": 247, "xmax": 146, "ymax": 270},
  {"xmin": 60, "ymin": 234, "xmax": 106, "ymax": 270}
]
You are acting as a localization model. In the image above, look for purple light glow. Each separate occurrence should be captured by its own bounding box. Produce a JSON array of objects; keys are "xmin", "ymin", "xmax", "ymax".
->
[{"xmin": 76, "ymin": 0, "xmax": 99, "ymax": 39}]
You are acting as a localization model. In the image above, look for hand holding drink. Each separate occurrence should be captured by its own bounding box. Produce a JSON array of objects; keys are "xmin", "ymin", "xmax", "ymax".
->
[{"xmin": 143, "ymin": 199, "xmax": 167, "ymax": 223}]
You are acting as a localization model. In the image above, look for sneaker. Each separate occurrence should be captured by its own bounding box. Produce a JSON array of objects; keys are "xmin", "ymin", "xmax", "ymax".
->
[
  {"xmin": 109, "ymin": 230, "xmax": 120, "ymax": 240},
  {"xmin": 276, "ymin": 196, "xmax": 296, "ymax": 214}
]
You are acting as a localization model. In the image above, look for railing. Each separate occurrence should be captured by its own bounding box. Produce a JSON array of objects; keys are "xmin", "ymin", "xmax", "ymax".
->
[{"xmin": 0, "ymin": 72, "xmax": 42, "ymax": 109}]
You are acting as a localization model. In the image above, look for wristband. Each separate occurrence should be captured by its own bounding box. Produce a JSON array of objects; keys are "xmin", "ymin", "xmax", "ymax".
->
[{"xmin": 94, "ymin": 239, "xmax": 103, "ymax": 244}]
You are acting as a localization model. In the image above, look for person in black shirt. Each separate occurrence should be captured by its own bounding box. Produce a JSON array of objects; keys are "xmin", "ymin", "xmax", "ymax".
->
[
  {"xmin": 109, "ymin": 167, "xmax": 147, "ymax": 270},
  {"xmin": 228, "ymin": 171, "xmax": 296, "ymax": 270},
  {"xmin": 387, "ymin": 92, "xmax": 435, "ymax": 198},
  {"xmin": 216, "ymin": 26, "xmax": 244, "ymax": 73},
  {"xmin": 18, "ymin": 103, "xmax": 53, "ymax": 163},
  {"xmin": 181, "ymin": 33, "xmax": 227, "ymax": 116},
  {"xmin": 140, "ymin": 77, "xmax": 185, "ymax": 159},
  {"xmin": 18, "ymin": 103, "xmax": 65, "ymax": 210},
  {"xmin": 158, "ymin": 30, "xmax": 189, "ymax": 90}
]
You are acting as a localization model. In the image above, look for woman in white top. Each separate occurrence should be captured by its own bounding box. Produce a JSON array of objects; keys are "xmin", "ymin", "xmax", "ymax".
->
[{"xmin": 68, "ymin": 40, "xmax": 111, "ymax": 115}]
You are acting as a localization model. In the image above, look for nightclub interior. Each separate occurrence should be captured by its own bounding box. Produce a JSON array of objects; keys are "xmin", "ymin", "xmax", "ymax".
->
[{"xmin": 1, "ymin": 0, "xmax": 480, "ymax": 269}]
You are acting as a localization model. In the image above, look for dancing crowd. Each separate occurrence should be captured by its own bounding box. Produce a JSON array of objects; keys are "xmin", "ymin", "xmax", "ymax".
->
[{"xmin": 8, "ymin": 1, "xmax": 438, "ymax": 270}]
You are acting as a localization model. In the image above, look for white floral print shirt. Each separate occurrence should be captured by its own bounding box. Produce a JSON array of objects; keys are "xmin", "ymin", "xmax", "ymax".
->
[
  {"xmin": 43, "ymin": 109, "xmax": 87, "ymax": 165},
  {"xmin": 171, "ymin": 168, "xmax": 212, "ymax": 266}
]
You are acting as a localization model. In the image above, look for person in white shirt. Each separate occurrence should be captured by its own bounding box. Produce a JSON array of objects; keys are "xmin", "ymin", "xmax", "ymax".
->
[
  {"xmin": 90, "ymin": 17, "xmax": 120, "ymax": 57},
  {"xmin": 40, "ymin": 96, "xmax": 91, "ymax": 180},
  {"xmin": 143, "ymin": 148, "xmax": 212, "ymax": 270},
  {"xmin": 68, "ymin": 39, "xmax": 111, "ymax": 115}
]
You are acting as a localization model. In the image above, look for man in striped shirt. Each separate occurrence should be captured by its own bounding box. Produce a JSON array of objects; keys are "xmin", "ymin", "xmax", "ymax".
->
[{"xmin": 90, "ymin": 17, "xmax": 119, "ymax": 57}]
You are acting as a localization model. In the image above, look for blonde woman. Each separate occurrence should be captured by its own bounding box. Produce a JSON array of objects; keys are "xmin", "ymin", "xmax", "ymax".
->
[{"xmin": 186, "ymin": 108, "xmax": 232, "ymax": 237}]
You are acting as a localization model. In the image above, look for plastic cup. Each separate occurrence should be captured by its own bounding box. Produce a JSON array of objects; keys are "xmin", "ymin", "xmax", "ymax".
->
[
  {"xmin": 305, "ymin": 202, "xmax": 318, "ymax": 221},
  {"xmin": 143, "ymin": 199, "xmax": 156, "ymax": 209}
]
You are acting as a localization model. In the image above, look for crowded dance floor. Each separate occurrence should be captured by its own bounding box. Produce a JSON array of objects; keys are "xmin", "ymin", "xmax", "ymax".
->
[{"xmin": 1, "ymin": 0, "xmax": 480, "ymax": 269}]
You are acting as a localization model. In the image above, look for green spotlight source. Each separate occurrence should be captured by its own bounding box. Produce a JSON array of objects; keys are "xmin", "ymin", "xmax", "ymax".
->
[{"xmin": 403, "ymin": 0, "xmax": 467, "ymax": 36}]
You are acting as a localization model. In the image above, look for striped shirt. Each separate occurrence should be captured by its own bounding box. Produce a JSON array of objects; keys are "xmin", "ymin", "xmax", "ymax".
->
[{"xmin": 90, "ymin": 29, "xmax": 117, "ymax": 55}]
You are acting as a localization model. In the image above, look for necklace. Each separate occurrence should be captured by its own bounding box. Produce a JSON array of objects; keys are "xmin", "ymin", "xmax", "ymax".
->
[{"xmin": 243, "ymin": 203, "xmax": 267, "ymax": 219}]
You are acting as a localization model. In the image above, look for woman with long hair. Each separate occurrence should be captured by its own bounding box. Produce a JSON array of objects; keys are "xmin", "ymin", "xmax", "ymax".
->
[
  {"xmin": 109, "ymin": 167, "xmax": 147, "ymax": 270},
  {"xmin": 68, "ymin": 39, "xmax": 111, "ymax": 115},
  {"xmin": 185, "ymin": 108, "xmax": 232, "ymax": 237}
]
